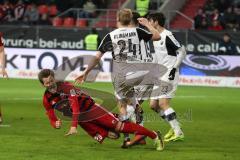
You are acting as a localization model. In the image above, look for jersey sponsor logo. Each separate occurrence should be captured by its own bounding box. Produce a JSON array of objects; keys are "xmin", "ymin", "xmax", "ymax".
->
[{"xmin": 70, "ymin": 89, "xmax": 77, "ymax": 96}]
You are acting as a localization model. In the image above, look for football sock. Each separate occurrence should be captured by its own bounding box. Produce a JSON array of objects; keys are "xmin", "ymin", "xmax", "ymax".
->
[
  {"xmin": 126, "ymin": 105, "xmax": 136, "ymax": 123},
  {"xmin": 119, "ymin": 114, "xmax": 130, "ymax": 141},
  {"xmin": 164, "ymin": 107, "xmax": 183, "ymax": 136},
  {"xmin": 121, "ymin": 122, "xmax": 157, "ymax": 139}
]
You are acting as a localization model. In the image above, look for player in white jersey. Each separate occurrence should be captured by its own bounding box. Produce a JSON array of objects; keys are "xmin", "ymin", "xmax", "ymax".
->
[
  {"xmin": 125, "ymin": 11, "xmax": 156, "ymax": 146},
  {"xmin": 75, "ymin": 9, "xmax": 163, "ymax": 149},
  {"xmin": 147, "ymin": 13, "xmax": 187, "ymax": 142}
]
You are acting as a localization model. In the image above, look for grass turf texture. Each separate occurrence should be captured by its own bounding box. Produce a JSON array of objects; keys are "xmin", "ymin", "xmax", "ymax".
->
[{"xmin": 0, "ymin": 78, "xmax": 239, "ymax": 160}]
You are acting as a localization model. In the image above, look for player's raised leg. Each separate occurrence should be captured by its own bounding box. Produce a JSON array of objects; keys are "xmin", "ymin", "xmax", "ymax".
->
[
  {"xmin": 79, "ymin": 122, "xmax": 119, "ymax": 143},
  {"xmin": 93, "ymin": 105, "xmax": 164, "ymax": 151},
  {"xmin": 126, "ymin": 101, "xmax": 146, "ymax": 146},
  {"xmin": 116, "ymin": 121, "xmax": 164, "ymax": 151},
  {"xmin": 118, "ymin": 100, "xmax": 131, "ymax": 147}
]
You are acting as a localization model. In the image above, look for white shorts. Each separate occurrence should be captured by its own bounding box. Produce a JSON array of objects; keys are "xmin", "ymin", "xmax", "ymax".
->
[
  {"xmin": 112, "ymin": 62, "xmax": 168, "ymax": 101},
  {"xmin": 151, "ymin": 68, "xmax": 179, "ymax": 99},
  {"xmin": 135, "ymin": 68, "xmax": 179, "ymax": 100}
]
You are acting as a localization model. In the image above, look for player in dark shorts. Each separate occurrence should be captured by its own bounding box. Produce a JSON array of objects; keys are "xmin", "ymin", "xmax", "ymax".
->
[{"xmin": 39, "ymin": 69, "xmax": 164, "ymax": 151}]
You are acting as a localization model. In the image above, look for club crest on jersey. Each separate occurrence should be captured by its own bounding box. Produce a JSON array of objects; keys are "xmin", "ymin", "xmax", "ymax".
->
[{"xmin": 70, "ymin": 89, "xmax": 77, "ymax": 96}]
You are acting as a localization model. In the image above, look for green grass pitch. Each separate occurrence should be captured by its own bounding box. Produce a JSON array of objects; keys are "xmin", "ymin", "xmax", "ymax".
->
[{"xmin": 0, "ymin": 78, "xmax": 240, "ymax": 160}]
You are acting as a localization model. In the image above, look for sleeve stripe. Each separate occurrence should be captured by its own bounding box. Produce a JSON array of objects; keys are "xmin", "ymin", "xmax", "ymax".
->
[
  {"xmin": 168, "ymin": 34, "xmax": 181, "ymax": 48},
  {"xmin": 137, "ymin": 27, "xmax": 151, "ymax": 34},
  {"xmin": 98, "ymin": 33, "xmax": 110, "ymax": 50}
]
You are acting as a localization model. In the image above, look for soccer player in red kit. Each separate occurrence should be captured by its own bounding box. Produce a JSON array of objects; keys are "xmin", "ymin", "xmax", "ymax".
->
[
  {"xmin": 39, "ymin": 69, "xmax": 164, "ymax": 150},
  {"xmin": 0, "ymin": 32, "xmax": 8, "ymax": 123},
  {"xmin": 0, "ymin": 32, "xmax": 8, "ymax": 78}
]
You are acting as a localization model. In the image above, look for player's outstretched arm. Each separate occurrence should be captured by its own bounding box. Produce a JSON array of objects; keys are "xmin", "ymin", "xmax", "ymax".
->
[
  {"xmin": 137, "ymin": 18, "xmax": 160, "ymax": 41},
  {"xmin": 75, "ymin": 51, "xmax": 103, "ymax": 84},
  {"xmin": 43, "ymin": 96, "xmax": 60, "ymax": 128},
  {"xmin": 168, "ymin": 46, "xmax": 187, "ymax": 80},
  {"xmin": 173, "ymin": 46, "xmax": 187, "ymax": 69},
  {"xmin": 65, "ymin": 95, "xmax": 80, "ymax": 136}
]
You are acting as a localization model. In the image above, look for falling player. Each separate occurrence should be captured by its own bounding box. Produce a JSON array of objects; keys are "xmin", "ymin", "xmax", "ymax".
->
[{"xmin": 39, "ymin": 69, "xmax": 164, "ymax": 150}]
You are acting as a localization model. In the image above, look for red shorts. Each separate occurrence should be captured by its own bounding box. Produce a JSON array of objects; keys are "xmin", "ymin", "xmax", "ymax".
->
[
  {"xmin": 79, "ymin": 122, "xmax": 108, "ymax": 143},
  {"xmin": 78, "ymin": 104, "xmax": 119, "ymax": 143}
]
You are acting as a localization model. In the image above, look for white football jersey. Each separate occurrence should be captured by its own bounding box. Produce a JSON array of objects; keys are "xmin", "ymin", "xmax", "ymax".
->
[
  {"xmin": 153, "ymin": 29, "xmax": 181, "ymax": 69},
  {"xmin": 98, "ymin": 27, "xmax": 153, "ymax": 63}
]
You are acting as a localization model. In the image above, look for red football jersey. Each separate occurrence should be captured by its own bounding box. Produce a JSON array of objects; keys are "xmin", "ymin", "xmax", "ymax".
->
[{"xmin": 43, "ymin": 81, "xmax": 95, "ymax": 128}]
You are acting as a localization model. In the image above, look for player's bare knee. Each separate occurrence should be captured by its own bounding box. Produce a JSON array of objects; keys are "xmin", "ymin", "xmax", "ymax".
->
[
  {"xmin": 159, "ymin": 99, "xmax": 170, "ymax": 110},
  {"xmin": 150, "ymin": 101, "xmax": 159, "ymax": 113}
]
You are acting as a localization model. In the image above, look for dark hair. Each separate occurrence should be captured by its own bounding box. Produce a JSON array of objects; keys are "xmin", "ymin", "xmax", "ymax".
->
[
  {"xmin": 147, "ymin": 12, "xmax": 166, "ymax": 27},
  {"xmin": 223, "ymin": 33, "xmax": 230, "ymax": 37},
  {"xmin": 91, "ymin": 28, "xmax": 97, "ymax": 34},
  {"xmin": 38, "ymin": 69, "xmax": 55, "ymax": 84},
  {"xmin": 131, "ymin": 11, "xmax": 140, "ymax": 26}
]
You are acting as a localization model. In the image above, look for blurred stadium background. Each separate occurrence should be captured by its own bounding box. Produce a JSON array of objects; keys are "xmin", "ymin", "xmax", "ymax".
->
[{"xmin": 0, "ymin": 0, "xmax": 240, "ymax": 160}]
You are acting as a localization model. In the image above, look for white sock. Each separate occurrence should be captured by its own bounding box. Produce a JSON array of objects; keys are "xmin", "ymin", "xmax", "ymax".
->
[
  {"xmin": 119, "ymin": 113, "xmax": 130, "ymax": 140},
  {"xmin": 164, "ymin": 107, "xmax": 183, "ymax": 136},
  {"xmin": 138, "ymin": 120, "xmax": 144, "ymax": 126},
  {"xmin": 119, "ymin": 114, "xmax": 129, "ymax": 122},
  {"xmin": 126, "ymin": 104, "xmax": 136, "ymax": 123}
]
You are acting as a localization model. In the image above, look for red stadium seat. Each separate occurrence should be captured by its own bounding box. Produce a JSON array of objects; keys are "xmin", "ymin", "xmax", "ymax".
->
[
  {"xmin": 63, "ymin": 17, "xmax": 75, "ymax": 27},
  {"xmin": 38, "ymin": 5, "xmax": 49, "ymax": 15},
  {"xmin": 49, "ymin": 5, "xmax": 58, "ymax": 16},
  {"xmin": 76, "ymin": 19, "xmax": 88, "ymax": 28},
  {"xmin": 52, "ymin": 17, "xmax": 63, "ymax": 27}
]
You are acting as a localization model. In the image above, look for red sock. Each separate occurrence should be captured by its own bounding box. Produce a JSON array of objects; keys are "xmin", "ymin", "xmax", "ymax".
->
[{"xmin": 120, "ymin": 122, "xmax": 157, "ymax": 139}]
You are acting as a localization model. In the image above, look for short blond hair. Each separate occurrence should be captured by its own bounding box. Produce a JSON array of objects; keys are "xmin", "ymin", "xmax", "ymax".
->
[{"xmin": 117, "ymin": 8, "xmax": 133, "ymax": 25}]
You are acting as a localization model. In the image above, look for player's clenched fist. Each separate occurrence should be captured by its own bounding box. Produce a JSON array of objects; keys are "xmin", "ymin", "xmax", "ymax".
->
[
  {"xmin": 55, "ymin": 120, "xmax": 61, "ymax": 129},
  {"xmin": 137, "ymin": 18, "xmax": 149, "ymax": 26}
]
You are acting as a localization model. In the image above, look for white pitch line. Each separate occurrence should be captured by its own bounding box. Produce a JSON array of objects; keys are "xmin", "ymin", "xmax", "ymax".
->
[{"xmin": 0, "ymin": 124, "xmax": 11, "ymax": 127}]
